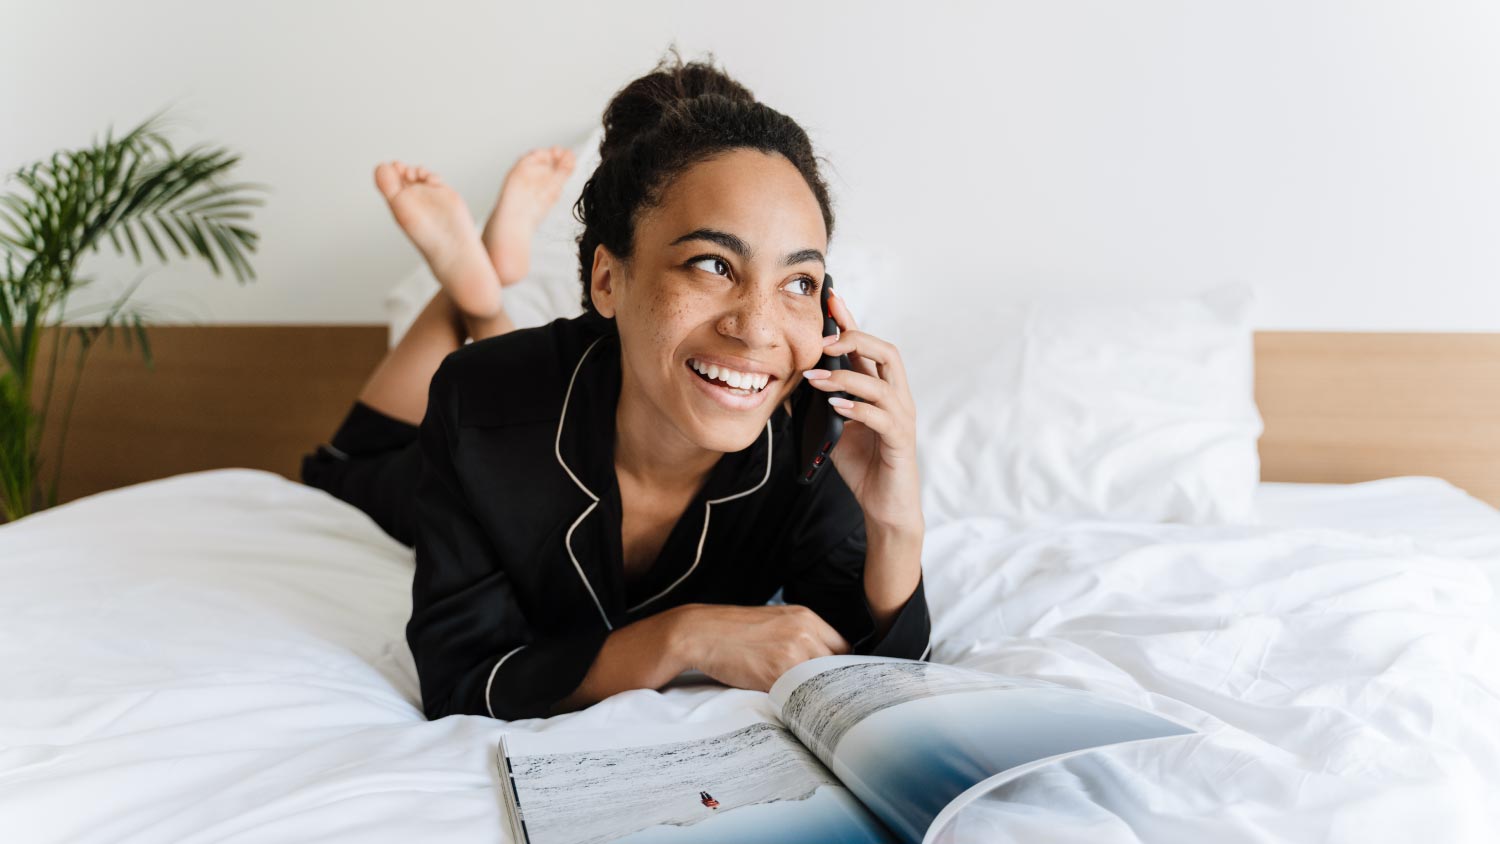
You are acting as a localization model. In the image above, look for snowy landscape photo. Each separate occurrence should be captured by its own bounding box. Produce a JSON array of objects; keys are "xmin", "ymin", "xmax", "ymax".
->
[{"xmin": 505, "ymin": 719, "xmax": 893, "ymax": 844}]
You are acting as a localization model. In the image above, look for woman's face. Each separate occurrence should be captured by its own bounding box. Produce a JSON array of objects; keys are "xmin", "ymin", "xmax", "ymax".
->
[{"xmin": 590, "ymin": 148, "xmax": 829, "ymax": 454}]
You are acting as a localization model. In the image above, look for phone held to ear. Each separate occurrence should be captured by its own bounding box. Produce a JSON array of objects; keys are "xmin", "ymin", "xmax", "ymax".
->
[{"xmin": 793, "ymin": 272, "xmax": 862, "ymax": 485}]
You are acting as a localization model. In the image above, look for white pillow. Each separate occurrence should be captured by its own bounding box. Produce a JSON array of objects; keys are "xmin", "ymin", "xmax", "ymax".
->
[{"xmin": 882, "ymin": 282, "xmax": 1264, "ymax": 527}]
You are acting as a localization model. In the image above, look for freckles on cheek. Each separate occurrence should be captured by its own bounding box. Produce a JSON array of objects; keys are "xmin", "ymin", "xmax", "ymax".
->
[{"xmin": 650, "ymin": 295, "xmax": 680, "ymax": 357}]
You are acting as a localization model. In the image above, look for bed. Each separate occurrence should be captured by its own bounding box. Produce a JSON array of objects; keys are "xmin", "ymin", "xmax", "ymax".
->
[
  {"xmin": 2, "ymin": 466, "xmax": 1496, "ymax": 842},
  {"xmin": 7, "ymin": 124, "xmax": 1500, "ymax": 838}
]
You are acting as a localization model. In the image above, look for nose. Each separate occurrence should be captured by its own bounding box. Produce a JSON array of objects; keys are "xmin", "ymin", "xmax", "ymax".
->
[{"xmin": 715, "ymin": 285, "xmax": 782, "ymax": 347}]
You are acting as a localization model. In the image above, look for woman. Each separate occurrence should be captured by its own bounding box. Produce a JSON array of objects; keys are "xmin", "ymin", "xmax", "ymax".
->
[{"xmin": 301, "ymin": 52, "xmax": 930, "ymax": 722}]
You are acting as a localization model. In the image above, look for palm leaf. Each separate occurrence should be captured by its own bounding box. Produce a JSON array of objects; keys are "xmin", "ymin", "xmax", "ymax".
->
[{"xmin": 0, "ymin": 107, "xmax": 263, "ymax": 518}]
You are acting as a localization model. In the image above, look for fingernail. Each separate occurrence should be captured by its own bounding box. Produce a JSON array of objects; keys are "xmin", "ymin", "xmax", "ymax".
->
[
  {"xmin": 828, "ymin": 396, "xmax": 854, "ymax": 409},
  {"xmin": 802, "ymin": 369, "xmax": 830, "ymax": 380},
  {"xmin": 822, "ymin": 333, "xmax": 840, "ymax": 346}
]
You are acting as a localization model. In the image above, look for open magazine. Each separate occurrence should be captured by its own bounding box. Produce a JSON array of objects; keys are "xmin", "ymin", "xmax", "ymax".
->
[{"xmin": 496, "ymin": 655, "xmax": 1195, "ymax": 844}]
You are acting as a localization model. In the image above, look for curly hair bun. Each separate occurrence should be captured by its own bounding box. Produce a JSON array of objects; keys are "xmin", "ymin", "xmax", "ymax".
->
[
  {"xmin": 599, "ymin": 47, "xmax": 758, "ymax": 160},
  {"xmin": 574, "ymin": 46, "xmax": 836, "ymax": 317}
]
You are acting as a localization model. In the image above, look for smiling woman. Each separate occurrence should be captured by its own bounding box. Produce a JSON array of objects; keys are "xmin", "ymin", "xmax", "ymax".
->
[
  {"xmin": 591, "ymin": 148, "xmax": 833, "ymax": 462},
  {"xmin": 299, "ymin": 48, "xmax": 931, "ymax": 722}
]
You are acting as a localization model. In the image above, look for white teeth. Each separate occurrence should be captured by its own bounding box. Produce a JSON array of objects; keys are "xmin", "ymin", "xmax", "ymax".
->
[{"xmin": 689, "ymin": 359, "xmax": 770, "ymax": 393}]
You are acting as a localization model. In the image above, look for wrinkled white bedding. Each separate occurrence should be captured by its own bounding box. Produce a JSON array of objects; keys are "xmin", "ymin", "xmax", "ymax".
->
[{"xmin": 1, "ymin": 469, "xmax": 1497, "ymax": 843}]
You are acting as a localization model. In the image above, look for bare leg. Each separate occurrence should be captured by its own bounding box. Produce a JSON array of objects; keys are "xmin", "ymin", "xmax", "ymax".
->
[
  {"xmin": 357, "ymin": 289, "xmax": 516, "ymax": 425},
  {"xmin": 354, "ymin": 152, "xmax": 573, "ymax": 425}
]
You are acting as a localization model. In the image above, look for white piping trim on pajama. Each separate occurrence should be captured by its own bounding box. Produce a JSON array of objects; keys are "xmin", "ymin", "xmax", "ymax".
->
[
  {"xmin": 627, "ymin": 419, "xmax": 773, "ymax": 613},
  {"xmin": 558, "ymin": 334, "xmax": 780, "ymax": 623},
  {"xmin": 554, "ymin": 333, "xmax": 774, "ymax": 623},
  {"xmin": 485, "ymin": 644, "xmax": 528, "ymax": 719},
  {"xmin": 555, "ymin": 336, "xmax": 614, "ymax": 632}
]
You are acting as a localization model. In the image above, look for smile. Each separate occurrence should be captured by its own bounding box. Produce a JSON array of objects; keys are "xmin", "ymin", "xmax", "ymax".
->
[{"xmin": 685, "ymin": 358, "xmax": 776, "ymax": 410}]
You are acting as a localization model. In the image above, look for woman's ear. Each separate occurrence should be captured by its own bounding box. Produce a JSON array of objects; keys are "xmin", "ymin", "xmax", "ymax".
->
[{"xmin": 589, "ymin": 244, "xmax": 622, "ymax": 318}]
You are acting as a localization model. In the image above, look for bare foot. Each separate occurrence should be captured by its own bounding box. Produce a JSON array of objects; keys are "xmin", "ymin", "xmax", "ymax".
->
[
  {"xmin": 481, "ymin": 146, "xmax": 577, "ymax": 286},
  {"xmin": 374, "ymin": 160, "xmax": 503, "ymax": 319}
]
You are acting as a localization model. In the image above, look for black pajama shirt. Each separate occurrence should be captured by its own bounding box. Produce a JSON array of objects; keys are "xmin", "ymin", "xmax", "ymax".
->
[{"xmin": 301, "ymin": 311, "xmax": 931, "ymax": 721}]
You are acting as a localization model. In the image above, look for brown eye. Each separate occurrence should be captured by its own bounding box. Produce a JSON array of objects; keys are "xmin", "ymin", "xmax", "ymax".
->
[
  {"xmin": 784, "ymin": 276, "xmax": 817, "ymax": 296},
  {"xmin": 689, "ymin": 256, "xmax": 730, "ymax": 276}
]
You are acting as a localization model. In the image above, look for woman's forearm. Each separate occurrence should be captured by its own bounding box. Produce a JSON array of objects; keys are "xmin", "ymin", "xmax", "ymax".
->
[
  {"xmin": 864, "ymin": 521, "xmax": 924, "ymax": 642},
  {"xmin": 547, "ymin": 605, "xmax": 694, "ymax": 715}
]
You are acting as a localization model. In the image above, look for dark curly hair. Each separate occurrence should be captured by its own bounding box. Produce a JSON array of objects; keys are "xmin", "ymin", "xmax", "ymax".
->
[{"xmin": 573, "ymin": 47, "xmax": 837, "ymax": 316}]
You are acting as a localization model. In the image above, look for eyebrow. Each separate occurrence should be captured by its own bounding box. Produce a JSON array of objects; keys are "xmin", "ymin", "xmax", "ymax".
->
[{"xmin": 670, "ymin": 228, "xmax": 825, "ymax": 267}]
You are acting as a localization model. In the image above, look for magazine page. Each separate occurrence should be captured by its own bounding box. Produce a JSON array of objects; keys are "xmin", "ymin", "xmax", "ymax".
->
[
  {"xmin": 921, "ymin": 733, "xmax": 1203, "ymax": 844},
  {"xmin": 768, "ymin": 655, "xmax": 1194, "ymax": 844},
  {"xmin": 498, "ymin": 710, "xmax": 897, "ymax": 844}
]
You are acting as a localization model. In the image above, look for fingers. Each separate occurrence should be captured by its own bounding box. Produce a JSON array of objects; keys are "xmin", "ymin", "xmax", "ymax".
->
[
  {"xmin": 831, "ymin": 392, "xmax": 911, "ymax": 452},
  {"xmin": 821, "ymin": 328, "xmax": 911, "ymax": 397},
  {"xmin": 702, "ymin": 604, "xmax": 854, "ymax": 689},
  {"xmin": 825, "ymin": 291, "xmax": 876, "ymax": 379},
  {"xmin": 803, "ymin": 366, "xmax": 916, "ymax": 430},
  {"xmin": 803, "ymin": 366, "xmax": 900, "ymax": 410},
  {"xmin": 828, "ymin": 287, "xmax": 860, "ymax": 333},
  {"xmin": 828, "ymin": 290, "xmax": 889, "ymax": 385},
  {"xmin": 825, "ymin": 629, "xmax": 852, "ymax": 655},
  {"xmin": 804, "ymin": 369, "xmax": 918, "ymax": 446},
  {"xmin": 813, "ymin": 617, "xmax": 851, "ymax": 654},
  {"xmin": 793, "ymin": 604, "xmax": 852, "ymax": 654}
]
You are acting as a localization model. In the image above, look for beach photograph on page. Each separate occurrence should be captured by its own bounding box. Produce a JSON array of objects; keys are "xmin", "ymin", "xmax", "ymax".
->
[{"xmin": 503, "ymin": 714, "xmax": 896, "ymax": 844}]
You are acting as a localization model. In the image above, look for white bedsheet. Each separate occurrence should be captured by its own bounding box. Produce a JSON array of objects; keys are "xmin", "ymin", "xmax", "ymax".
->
[
  {"xmin": 1257, "ymin": 475, "xmax": 1500, "ymax": 633},
  {"xmin": 1, "ymin": 469, "xmax": 1496, "ymax": 843}
]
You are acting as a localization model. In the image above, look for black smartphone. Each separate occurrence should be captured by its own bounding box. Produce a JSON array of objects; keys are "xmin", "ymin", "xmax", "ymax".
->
[{"xmin": 793, "ymin": 272, "xmax": 861, "ymax": 485}]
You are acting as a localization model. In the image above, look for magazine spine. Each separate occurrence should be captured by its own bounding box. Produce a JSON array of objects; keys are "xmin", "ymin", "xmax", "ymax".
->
[{"xmin": 498, "ymin": 734, "xmax": 532, "ymax": 844}]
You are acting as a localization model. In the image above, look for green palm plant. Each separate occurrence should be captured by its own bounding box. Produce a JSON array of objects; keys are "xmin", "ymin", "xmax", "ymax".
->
[{"xmin": 0, "ymin": 110, "xmax": 264, "ymax": 521}]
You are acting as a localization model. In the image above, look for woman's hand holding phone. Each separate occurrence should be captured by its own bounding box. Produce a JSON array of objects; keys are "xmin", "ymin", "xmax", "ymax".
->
[{"xmin": 800, "ymin": 290, "xmax": 923, "ymax": 536}]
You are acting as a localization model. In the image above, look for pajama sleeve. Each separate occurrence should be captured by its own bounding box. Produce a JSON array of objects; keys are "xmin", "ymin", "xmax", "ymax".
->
[
  {"xmin": 778, "ymin": 471, "xmax": 932, "ymax": 661},
  {"xmin": 406, "ymin": 359, "xmax": 609, "ymax": 721}
]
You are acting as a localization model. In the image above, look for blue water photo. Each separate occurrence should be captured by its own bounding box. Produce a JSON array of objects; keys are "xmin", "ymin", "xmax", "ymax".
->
[{"xmin": 829, "ymin": 687, "xmax": 1191, "ymax": 843}]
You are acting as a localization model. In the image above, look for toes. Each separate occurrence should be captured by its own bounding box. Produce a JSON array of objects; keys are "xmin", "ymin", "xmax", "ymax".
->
[
  {"xmin": 374, "ymin": 161, "xmax": 404, "ymax": 199},
  {"xmin": 375, "ymin": 160, "xmax": 443, "ymax": 198}
]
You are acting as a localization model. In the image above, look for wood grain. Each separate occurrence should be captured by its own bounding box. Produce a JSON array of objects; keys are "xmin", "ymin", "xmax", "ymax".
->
[
  {"xmin": 25, "ymin": 326, "xmax": 1500, "ymax": 509},
  {"xmin": 31, "ymin": 325, "xmax": 387, "ymax": 504},
  {"xmin": 1254, "ymin": 331, "xmax": 1500, "ymax": 506}
]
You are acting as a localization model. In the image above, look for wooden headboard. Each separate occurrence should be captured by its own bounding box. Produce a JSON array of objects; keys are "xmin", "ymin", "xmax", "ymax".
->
[
  {"xmin": 1253, "ymin": 331, "xmax": 1500, "ymax": 504},
  {"xmin": 29, "ymin": 326, "xmax": 1500, "ymax": 509}
]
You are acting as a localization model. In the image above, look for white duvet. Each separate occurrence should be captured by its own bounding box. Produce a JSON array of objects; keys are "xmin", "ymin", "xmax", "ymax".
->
[{"xmin": 1, "ymin": 469, "xmax": 1497, "ymax": 843}]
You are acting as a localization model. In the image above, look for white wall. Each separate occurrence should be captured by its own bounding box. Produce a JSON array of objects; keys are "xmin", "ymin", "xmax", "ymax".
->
[{"xmin": 5, "ymin": 0, "xmax": 1500, "ymax": 330}]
